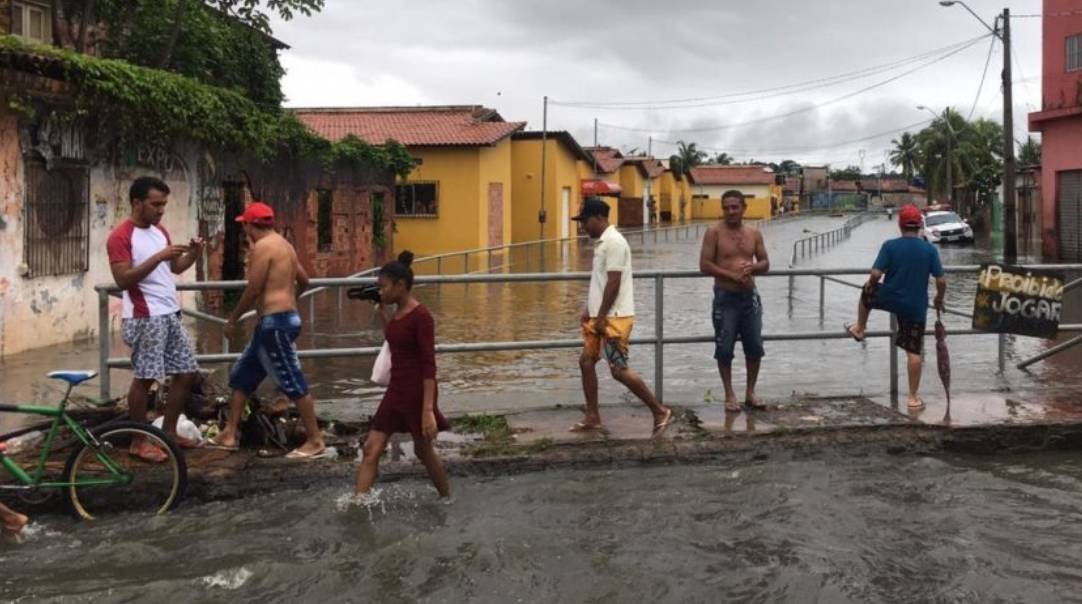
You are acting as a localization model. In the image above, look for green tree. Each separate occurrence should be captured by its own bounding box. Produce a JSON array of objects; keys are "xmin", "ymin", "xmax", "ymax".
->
[
  {"xmin": 711, "ymin": 152, "xmax": 733, "ymax": 165},
  {"xmin": 47, "ymin": 0, "xmax": 323, "ymax": 106},
  {"xmin": 675, "ymin": 140, "xmax": 707, "ymax": 169},
  {"xmin": 1019, "ymin": 136, "xmax": 1041, "ymax": 166},
  {"xmin": 889, "ymin": 131, "xmax": 920, "ymax": 182},
  {"xmin": 777, "ymin": 159, "xmax": 802, "ymax": 175},
  {"xmin": 914, "ymin": 110, "xmax": 1003, "ymax": 209},
  {"xmin": 830, "ymin": 165, "xmax": 863, "ymax": 180}
]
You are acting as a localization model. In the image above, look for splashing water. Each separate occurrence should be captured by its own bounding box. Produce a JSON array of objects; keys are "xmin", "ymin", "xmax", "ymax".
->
[{"xmin": 201, "ymin": 567, "xmax": 253, "ymax": 590}]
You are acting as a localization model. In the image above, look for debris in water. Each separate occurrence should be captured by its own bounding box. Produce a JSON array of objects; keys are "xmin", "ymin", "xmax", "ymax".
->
[{"xmin": 201, "ymin": 567, "xmax": 253, "ymax": 590}]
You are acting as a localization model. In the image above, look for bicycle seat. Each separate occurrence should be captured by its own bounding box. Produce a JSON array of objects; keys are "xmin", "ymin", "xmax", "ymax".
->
[{"xmin": 47, "ymin": 370, "xmax": 98, "ymax": 386}]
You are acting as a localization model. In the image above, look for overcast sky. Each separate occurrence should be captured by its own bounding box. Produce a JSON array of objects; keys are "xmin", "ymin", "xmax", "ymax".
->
[{"xmin": 270, "ymin": 0, "xmax": 1045, "ymax": 170}]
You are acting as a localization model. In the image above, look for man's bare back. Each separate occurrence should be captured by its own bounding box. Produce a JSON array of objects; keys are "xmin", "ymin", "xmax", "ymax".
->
[
  {"xmin": 700, "ymin": 222, "xmax": 767, "ymax": 292},
  {"xmin": 249, "ymin": 232, "xmax": 308, "ymax": 315}
]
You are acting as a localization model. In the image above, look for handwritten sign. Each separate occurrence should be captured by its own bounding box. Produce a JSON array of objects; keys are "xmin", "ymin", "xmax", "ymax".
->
[{"xmin": 972, "ymin": 264, "xmax": 1064, "ymax": 338}]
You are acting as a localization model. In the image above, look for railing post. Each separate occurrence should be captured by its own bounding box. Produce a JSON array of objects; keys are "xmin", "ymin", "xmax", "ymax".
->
[
  {"xmin": 437, "ymin": 256, "xmax": 443, "ymax": 275},
  {"xmin": 997, "ymin": 333, "xmax": 1006, "ymax": 374},
  {"xmin": 336, "ymin": 287, "xmax": 343, "ymax": 314},
  {"xmin": 463, "ymin": 252, "xmax": 469, "ymax": 274},
  {"xmin": 488, "ymin": 248, "xmax": 494, "ymax": 271},
  {"xmin": 98, "ymin": 288, "xmax": 110, "ymax": 402},
  {"xmin": 309, "ymin": 294, "xmax": 315, "ymax": 326},
  {"xmin": 818, "ymin": 276, "xmax": 825, "ymax": 324},
  {"xmin": 655, "ymin": 274, "xmax": 664, "ymax": 403},
  {"xmin": 889, "ymin": 314, "xmax": 899, "ymax": 407}
]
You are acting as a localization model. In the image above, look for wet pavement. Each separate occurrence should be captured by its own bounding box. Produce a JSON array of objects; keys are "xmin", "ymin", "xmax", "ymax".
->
[
  {"xmin": 1, "ymin": 213, "xmax": 1080, "ymax": 433},
  {"xmin": 6, "ymin": 448, "xmax": 1082, "ymax": 603}
]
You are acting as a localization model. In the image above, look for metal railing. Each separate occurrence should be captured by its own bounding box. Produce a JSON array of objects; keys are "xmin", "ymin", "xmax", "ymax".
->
[
  {"xmin": 94, "ymin": 264, "xmax": 1082, "ymax": 408},
  {"xmin": 789, "ymin": 211, "xmax": 876, "ymax": 267}
]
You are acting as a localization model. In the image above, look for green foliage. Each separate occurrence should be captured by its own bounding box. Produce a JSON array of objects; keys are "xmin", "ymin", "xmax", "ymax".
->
[
  {"xmin": 1018, "ymin": 136, "xmax": 1041, "ymax": 166},
  {"xmin": 0, "ymin": 36, "xmax": 416, "ymax": 176},
  {"xmin": 830, "ymin": 165, "xmax": 863, "ymax": 180},
  {"xmin": 889, "ymin": 132, "xmax": 920, "ymax": 182},
  {"xmin": 675, "ymin": 140, "xmax": 707, "ymax": 170}
]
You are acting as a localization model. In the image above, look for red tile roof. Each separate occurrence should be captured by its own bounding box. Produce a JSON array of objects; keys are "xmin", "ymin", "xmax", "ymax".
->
[
  {"xmin": 688, "ymin": 165, "xmax": 775, "ymax": 186},
  {"xmin": 292, "ymin": 106, "xmax": 525, "ymax": 147},
  {"xmin": 623, "ymin": 156, "xmax": 666, "ymax": 179},
  {"xmin": 585, "ymin": 147, "xmax": 625, "ymax": 173}
]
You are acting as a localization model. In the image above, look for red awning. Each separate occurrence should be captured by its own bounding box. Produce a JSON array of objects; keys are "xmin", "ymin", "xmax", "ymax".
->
[{"xmin": 582, "ymin": 179, "xmax": 622, "ymax": 197}]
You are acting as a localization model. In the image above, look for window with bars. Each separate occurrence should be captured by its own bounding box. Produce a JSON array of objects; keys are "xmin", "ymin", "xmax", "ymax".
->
[
  {"xmin": 23, "ymin": 160, "xmax": 90, "ymax": 277},
  {"xmin": 395, "ymin": 182, "xmax": 438, "ymax": 216},
  {"xmin": 316, "ymin": 189, "xmax": 333, "ymax": 252},
  {"xmin": 11, "ymin": 1, "xmax": 53, "ymax": 45},
  {"xmin": 1068, "ymin": 33, "xmax": 1082, "ymax": 72}
]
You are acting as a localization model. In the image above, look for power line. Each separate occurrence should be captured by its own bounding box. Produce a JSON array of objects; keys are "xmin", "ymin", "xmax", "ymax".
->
[
  {"xmin": 969, "ymin": 34, "xmax": 996, "ymax": 119},
  {"xmin": 550, "ymin": 35, "xmax": 989, "ymax": 110},
  {"xmin": 596, "ymin": 35, "xmax": 990, "ymax": 134},
  {"xmin": 649, "ymin": 118, "xmax": 933, "ymax": 156}
]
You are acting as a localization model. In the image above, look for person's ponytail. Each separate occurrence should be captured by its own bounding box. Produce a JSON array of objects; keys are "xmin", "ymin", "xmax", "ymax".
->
[{"xmin": 380, "ymin": 250, "xmax": 415, "ymax": 289}]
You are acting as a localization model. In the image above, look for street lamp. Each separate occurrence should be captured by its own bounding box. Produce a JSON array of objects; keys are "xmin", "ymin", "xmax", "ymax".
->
[
  {"xmin": 939, "ymin": 0, "xmax": 1017, "ymax": 262},
  {"xmin": 917, "ymin": 105, "xmax": 956, "ymax": 208}
]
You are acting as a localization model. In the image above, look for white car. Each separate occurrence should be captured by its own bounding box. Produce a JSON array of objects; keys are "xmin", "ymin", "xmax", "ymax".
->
[{"xmin": 922, "ymin": 210, "xmax": 974, "ymax": 244}]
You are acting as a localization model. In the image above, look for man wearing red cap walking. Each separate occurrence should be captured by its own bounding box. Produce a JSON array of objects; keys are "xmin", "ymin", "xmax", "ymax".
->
[
  {"xmin": 846, "ymin": 204, "xmax": 947, "ymax": 409},
  {"xmin": 208, "ymin": 202, "xmax": 327, "ymax": 458}
]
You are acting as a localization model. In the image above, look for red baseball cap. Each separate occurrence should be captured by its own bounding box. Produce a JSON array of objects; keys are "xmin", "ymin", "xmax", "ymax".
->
[
  {"xmin": 235, "ymin": 202, "xmax": 275, "ymax": 225},
  {"xmin": 898, "ymin": 204, "xmax": 923, "ymax": 228}
]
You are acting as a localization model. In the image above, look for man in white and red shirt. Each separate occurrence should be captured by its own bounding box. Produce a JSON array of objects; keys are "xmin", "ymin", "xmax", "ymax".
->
[{"xmin": 107, "ymin": 176, "xmax": 204, "ymax": 462}]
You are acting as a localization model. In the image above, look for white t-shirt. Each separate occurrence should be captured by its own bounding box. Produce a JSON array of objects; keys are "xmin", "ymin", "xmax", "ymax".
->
[
  {"xmin": 588, "ymin": 225, "xmax": 635, "ymax": 318},
  {"xmin": 106, "ymin": 219, "xmax": 181, "ymax": 319}
]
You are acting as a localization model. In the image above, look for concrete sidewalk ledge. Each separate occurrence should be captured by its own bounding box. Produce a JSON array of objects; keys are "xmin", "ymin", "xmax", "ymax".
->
[{"xmin": 183, "ymin": 393, "xmax": 1082, "ymax": 503}]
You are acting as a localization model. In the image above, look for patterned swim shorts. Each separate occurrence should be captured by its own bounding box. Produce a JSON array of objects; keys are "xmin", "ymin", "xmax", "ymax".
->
[
  {"xmin": 122, "ymin": 313, "xmax": 199, "ymax": 380},
  {"xmin": 228, "ymin": 311, "xmax": 309, "ymax": 400}
]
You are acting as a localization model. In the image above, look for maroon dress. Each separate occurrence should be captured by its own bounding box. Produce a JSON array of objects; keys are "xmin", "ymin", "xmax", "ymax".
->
[{"xmin": 370, "ymin": 304, "xmax": 450, "ymax": 438}]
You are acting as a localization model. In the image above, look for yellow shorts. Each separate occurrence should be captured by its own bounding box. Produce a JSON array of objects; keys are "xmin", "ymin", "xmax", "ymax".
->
[{"xmin": 582, "ymin": 316, "xmax": 634, "ymax": 369}]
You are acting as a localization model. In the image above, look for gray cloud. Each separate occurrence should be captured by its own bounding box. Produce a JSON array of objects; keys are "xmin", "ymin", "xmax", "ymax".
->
[{"xmin": 271, "ymin": 0, "xmax": 1043, "ymax": 168}]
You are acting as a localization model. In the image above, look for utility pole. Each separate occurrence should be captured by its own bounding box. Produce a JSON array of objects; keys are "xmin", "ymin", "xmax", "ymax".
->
[
  {"xmin": 945, "ymin": 109, "xmax": 953, "ymax": 208},
  {"xmin": 593, "ymin": 117, "xmax": 598, "ymax": 174},
  {"xmin": 645, "ymin": 136, "xmax": 653, "ymax": 225},
  {"xmin": 539, "ymin": 95, "xmax": 548, "ymax": 241},
  {"xmin": 1001, "ymin": 8, "xmax": 1017, "ymax": 263}
]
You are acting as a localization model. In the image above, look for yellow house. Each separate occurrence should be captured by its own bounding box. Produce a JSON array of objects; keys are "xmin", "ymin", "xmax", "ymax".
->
[
  {"xmin": 658, "ymin": 166, "xmax": 691, "ymax": 223},
  {"xmin": 510, "ymin": 131, "xmax": 595, "ymax": 243},
  {"xmin": 582, "ymin": 146, "xmax": 630, "ymax": 227},
  {"xmin": 687, "ymin": 165, "xmax": 782, "ymax": 220},
  {"xmin": 295, "ymin": 106, "xmax": 525, "ymax": 257}
]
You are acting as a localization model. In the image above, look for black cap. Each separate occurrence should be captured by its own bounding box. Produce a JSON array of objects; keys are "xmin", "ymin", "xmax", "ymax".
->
[{"xmin": 572, "ymin": 197, "xmax": 610, "ymax": 221}]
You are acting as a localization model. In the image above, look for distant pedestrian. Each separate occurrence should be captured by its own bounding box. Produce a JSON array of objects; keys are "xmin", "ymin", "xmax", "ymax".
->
[
  {"xmin": 846, "ymin": 204, "xmax": 947, "ymax": 409},
  {"xmin": 107, "ymin": 176, "xmax": 204, "ymax": 462},
  {"xmin": 570, "ymin": 197, "xmax": 673, "ymax": 435},
  {"xmin": 354, "ymin": 251, "xmax": 451, "ymax": 497},
  {"xmin": 208, "ymin": 202, "xmax": 326, "ymax": 459},
  {"xmin": 699, "ymin": 190, "xmax": 770, "ymax": 412}
]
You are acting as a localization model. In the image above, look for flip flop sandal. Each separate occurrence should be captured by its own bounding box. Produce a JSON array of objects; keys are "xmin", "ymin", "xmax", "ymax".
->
[
  {"xmin": 844, "ymin": 323, "xmax": 865, "ymax": 343},
  {"xmin": 746, "ymin": 400, "xmax": 768, "ymax": 410},
  {"xmin": 569, "ymin": 422, "xmax": 604, "ymax": 433},
  {"xmin": 652, "ymin": 409, "xmax": 675, "ymax": 436},
  {"xmin": 204, "ymin": 441, "xmax": 240, "ymax": 452},
  {"xmin": 129, "ymin": 444, "xmax": 168, "ymax": 464},
  {"xmin": 907, "ymin": 398, "xmax": 926, "ymax": 409},
  {"xmin": 285, "ymin": 448, "xmax": 331, "ymax": 460},
  {"xmin": 724, "ymin": 402, "xmax": 743, "ymax": 412}
]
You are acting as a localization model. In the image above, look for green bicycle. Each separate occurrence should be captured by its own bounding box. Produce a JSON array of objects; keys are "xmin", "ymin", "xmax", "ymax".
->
[{"xmin": 0, "ymin": 370, "xmax": 187, "ymax": 520}]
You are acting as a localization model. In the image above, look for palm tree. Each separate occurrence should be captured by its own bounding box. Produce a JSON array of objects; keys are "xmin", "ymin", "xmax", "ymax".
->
[
  {"xmin": 676, "ymin": 141, "xmax": 708, "ymax": 169},
  {"xmin": 712, "ymin": 152, "xmax": 733, "ymax": 165},
  {"xmin": 889, "ymin": 132, "xmax": 920, "ymax": 182},
  {"xmin": 1019, "ymin": 136, "xmax": 1041, "ymax": 166}
]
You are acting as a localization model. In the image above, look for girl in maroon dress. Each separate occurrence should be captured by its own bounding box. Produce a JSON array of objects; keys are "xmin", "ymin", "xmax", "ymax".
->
[{"xmin": 354, "ymin": 251, "xmax": 451, "ymax": 497}]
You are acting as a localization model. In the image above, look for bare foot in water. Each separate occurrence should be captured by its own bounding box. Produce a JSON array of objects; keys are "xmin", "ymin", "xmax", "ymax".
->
[
  {"xmin": 0, "ymin": 504, "xmax": 28, "ymax": 534},
  {"xmin": 724, "ymin": 395, "xmax": 742, "ymax": 412},
  {"xmin": 746, "ymin": 392, "xmax": 767, "ymax": 410}
]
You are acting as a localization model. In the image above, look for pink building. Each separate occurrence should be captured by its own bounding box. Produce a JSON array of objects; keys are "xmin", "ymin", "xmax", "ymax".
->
[{"xmin": 1028, "ymin": 0, "xmax": 1082, "ymax": 261}]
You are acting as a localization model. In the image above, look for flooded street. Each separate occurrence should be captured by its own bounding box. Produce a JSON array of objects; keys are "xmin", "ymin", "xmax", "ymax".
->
[
  {"xmin": 5, "ymin": 450, "xmax": 1082, "ymax": 603},
  {"xmin": 1, "ymin": 214, "xmax": 1079, "ymax": 429}
]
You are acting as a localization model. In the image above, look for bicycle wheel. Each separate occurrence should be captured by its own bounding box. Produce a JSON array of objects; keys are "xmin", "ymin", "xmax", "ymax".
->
[{"xmin": 63, "ymin": 421, "xmax": 187, "ymax": 521}]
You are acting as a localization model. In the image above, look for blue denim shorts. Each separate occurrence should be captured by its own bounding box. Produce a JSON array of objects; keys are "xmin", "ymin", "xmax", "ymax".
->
[
  {"xmin": 229, "ymin": 311, "xmax": 309, "ymax": 400},
  {"xmin": 712, "ymin": 288, "xmax": 765, "ymax": 365}
]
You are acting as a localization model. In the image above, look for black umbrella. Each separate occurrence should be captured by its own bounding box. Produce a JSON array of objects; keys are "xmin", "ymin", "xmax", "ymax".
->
[{"xmin": 935, "ymin": 311, "xmax": 951, "ymax": 424}]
